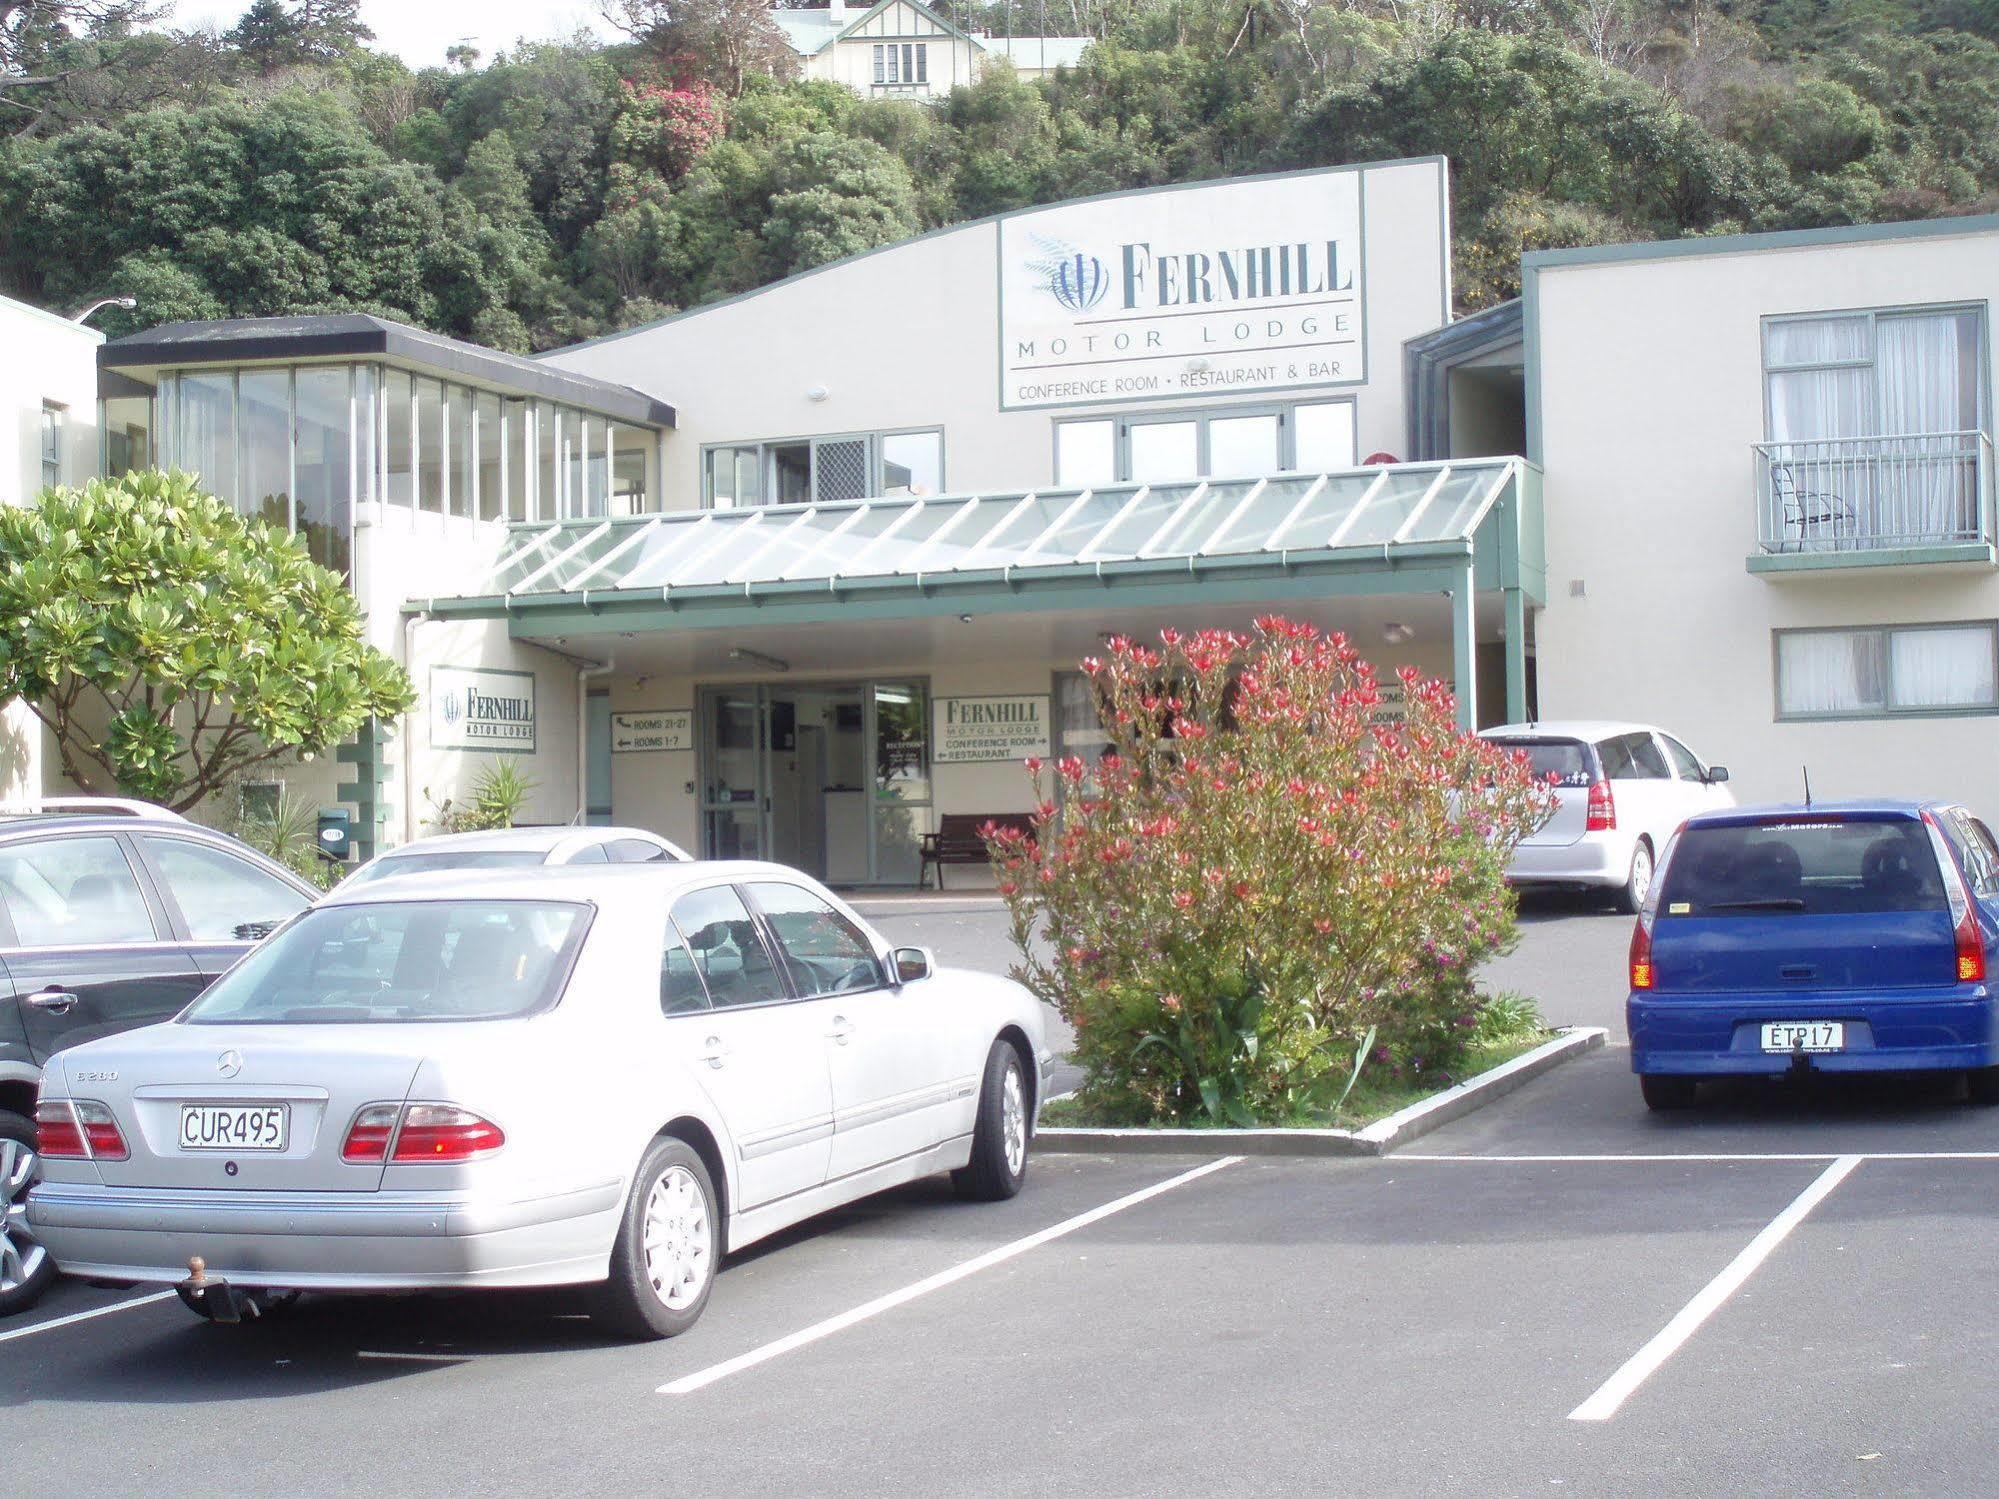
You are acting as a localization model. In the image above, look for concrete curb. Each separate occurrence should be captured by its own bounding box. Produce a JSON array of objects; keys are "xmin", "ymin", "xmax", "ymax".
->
[{"xmin": 1032, "ymin": 1026, "xmax": 1609, "ymax": 1158}]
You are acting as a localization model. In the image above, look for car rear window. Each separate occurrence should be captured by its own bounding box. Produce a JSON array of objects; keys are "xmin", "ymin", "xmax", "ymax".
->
[
  {"xmin": 1658, "ymin": 819, "xmax": 1947, "ymax": 916},
  {"xmin": 344, "ymin": 849, "xmax": 546, "ymax": 887},
  {"xmin": 1486, "ymin": 737, "xmax": 1594, "ymax": 789},
  {"xmin": 183, "ymin": 899, "xmax": 590, "ymax": 1024}
]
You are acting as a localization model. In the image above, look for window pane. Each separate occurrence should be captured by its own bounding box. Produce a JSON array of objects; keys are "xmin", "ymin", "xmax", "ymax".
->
[
  {"xmin": 416, "ymin": 377, "xmax": 444, "ymax": 513},
  {"xmin": 669, "ymin": 885, "xmax": 788, "ymax": 1007},
  {"xmin": 353, "ymin": 365, "xmax": 377, "ymax": 504},
  {"xmin": 536, "ymin": 402, "xmax": 558, "ymax": 521},
  {"xmin": 1293, "ymin": 401, "xmax": 1357, "ymax": 470},
  {"xmin": 503, "ymin": 399, "xmax": 528, "ymax": 521},
  {"xmin": 1767, "ymin": 366, "xmax": 1871, "ymax": 444},
  {"xmin": 1055, "ymin": 419, "xmax": 1116, "ymax": 486},
  {"xmin": 384, "ymin": 368, "xmax": 414, "ymax": 506},
  {"xmin": 446, "ymin": 385, "xmax": 473, "ymax": 518},
  {"xmin": 1877, "ymin": 311, "xmax": 1980, "ymax": 439},
  {"xmin": 1623, "ymin": 733, "xmax": 1671, "ymax": 780},
  {"xmin": 1765, "ymin": 315, "xmax": 1870, "ymax": 367},
  {"xmin": 1661, "ymin": 735, "xmax": 1706, "ymax": 781},
  {"xmin": 707, "ymin": 447, "xmax": 736, "ymax": 508},
  {"xmin": 881, "ymin": 431, "xmax": 941, "ymax": 496},
  {"xmin": 1207, "ymin": 414, "xmax": 1279, "ymax": 479},
  {"xmin": 612, "ymin": 425, "xmax": 649, "ymax": 515},
  {"xmin": 873, "ymin": 43, "xmax": 884, "ymax": 84},
  {"xmin": 747, "ymin": 882, "xmax": 882, "ymax": 995},
  {"xmin": 239, "ymin": 370, "xmax": 291, "ymax": 530},
  {"xmin": 294, "ymin": 366, "xmax": 352, "ymax": 575},
  {"xmin": 736, "ymin": 449, "xmax": 761, "ymax": 507},
  {"xmin": 1778, "ymin": 629, "xmax": 1888, "ymax": 715},
  {"xmin": 1659, "ymin": 818, "xmax": 1945, "ymax": 918},
  {"xmin": 1127, "ymin": 420, "xmax": 1197, "ymax": 482},
  {"xmin": 177, "ymin": 372, "xmax": 237, "ymax": 507},
  {"xmin": 916, "ymin": 43, "xmax": 927, "ymax": 82},
  {"xmin": 41, "ymin": 404, "xmax": 64, "ymax": 488},
  {"xmin": 1890, "ymin": 626, "xmax": 1996, "ymax": 709},
  {"xmin": 874, "ymin": 680, "xmax": 928, "ymax": 885},
  {"xmin": 476, "ymin": 391, "xmax": 503, "ymax": 521},
  {"xmin": 102, "ymin": 395, "xmax": 151, "ymax": 478},
  {"xmin": 143, "ymin": 837, "xmax": 309, "ymax": 942},
  {"xmin": 0, "ymin": 836, "xmax": 157, "ymax": 946},
  {"xmin": 660, "ymin": 930, "xmax": 711, "ymax": 1014},
  {"xmin": 771, "ymin": 443, "xmax": 811, "ymax": 504}
]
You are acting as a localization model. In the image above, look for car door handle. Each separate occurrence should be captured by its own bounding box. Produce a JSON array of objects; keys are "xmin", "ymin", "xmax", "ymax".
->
[
  {"xmin": 24, "ymin": 987, "xmax": 78, "ymax": 1014},
  {"xmin": 827, "ymin": 1015, "xmax": 855, "ymax": 1044},
  {"xmin": 697, "ymin": 1038, "xmax": 729, "ymax": 1068}
]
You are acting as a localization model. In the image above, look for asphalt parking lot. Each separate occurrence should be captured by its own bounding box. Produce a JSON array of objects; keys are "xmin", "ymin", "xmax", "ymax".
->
[{"xmin": 6, "ymin": 898, "xmax": 1995, "ymax": 1496}]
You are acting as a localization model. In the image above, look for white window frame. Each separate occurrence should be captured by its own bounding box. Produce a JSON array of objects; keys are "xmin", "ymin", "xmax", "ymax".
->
[
  {"xmin": 40, "ymin": 402, "xmax": 65, "ymax": 490},
  {"xmin": 1773, "ymin": 620, "xmax": 1999, "ymax": 722},
  {"xmin": 1051, "ymin": 397, "xmax": 1359, "ymax": 485},
  {"xmin": 701, "ymin": 427, "xmax": 945, "ymax": 509}
]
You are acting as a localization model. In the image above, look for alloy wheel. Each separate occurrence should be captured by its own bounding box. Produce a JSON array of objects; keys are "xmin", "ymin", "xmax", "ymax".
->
[
  {"xmin": 1001, "ymin": 1062, "xmax": 1027, "ymax": 1177},
  {"xmin": 642, "ymin": 1164, "xmax": 712, "ymax": 1312},
  {"xmin": 1, "ymin": 1135, "xmax": 47, "ymax": 1296}
]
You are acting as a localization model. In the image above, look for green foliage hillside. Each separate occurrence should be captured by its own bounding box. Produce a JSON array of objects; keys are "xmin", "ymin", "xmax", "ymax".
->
[{"xmin": 2, "ymin": 0, "xmax": 1995, "ymax": 347}]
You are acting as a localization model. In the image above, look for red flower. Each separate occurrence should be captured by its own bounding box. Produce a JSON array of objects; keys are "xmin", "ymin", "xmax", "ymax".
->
[{"xmin": 1171, "ymin": 890, "xmax": 1195, "ymax": 909}]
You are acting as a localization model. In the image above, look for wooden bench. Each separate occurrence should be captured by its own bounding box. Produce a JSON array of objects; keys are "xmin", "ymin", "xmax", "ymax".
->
[{"xmin": 919, "ymin": 813, "xmax": 1036, "ymax": 889}]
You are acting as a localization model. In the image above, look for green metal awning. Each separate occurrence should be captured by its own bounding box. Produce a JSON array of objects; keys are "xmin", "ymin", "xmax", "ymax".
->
[{"xmin": 419, "ymin": 457, "xmax": 1543, "ymax": 629}]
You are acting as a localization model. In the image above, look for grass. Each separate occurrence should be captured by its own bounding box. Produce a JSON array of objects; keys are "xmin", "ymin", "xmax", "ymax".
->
[{"xmin": 1040, "ymin": 1029, "xmax": 1557, "ymax": 1132}]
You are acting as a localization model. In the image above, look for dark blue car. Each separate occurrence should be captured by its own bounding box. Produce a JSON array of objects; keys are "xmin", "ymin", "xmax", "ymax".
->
[{"xmin": 1626, "ymin": 800, "xmax": 1999, "ymax": 1110}]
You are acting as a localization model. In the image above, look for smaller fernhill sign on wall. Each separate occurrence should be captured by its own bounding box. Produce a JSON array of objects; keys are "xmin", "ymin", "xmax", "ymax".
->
[
  {"xmin": 934, "ymin": 695, "xmax": 1051, "ymax": 763},
  {"xmin": 429, "ymin": 667, "xmax": 536, "ymax": 753}
]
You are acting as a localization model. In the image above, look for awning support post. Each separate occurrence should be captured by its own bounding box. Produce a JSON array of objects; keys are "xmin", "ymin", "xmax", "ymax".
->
[
  {"xmin": 1452, "ymin": 561, "xmax": 1477, "ymax": 732},
  {"xmin": 1504, "ymin": 586, "xmax": 1528, "ymax": 724}
]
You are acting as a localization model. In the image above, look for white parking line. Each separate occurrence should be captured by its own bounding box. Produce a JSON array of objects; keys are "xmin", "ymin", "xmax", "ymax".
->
[
  {"xmin": 1397, "ymin": 1151, "xmax": 1999, "ymax": 1163},
  {"xmin": 0, "ymin": 1289, "xmax": 176, "ymax": 1345},
  {"xmin": 1566, "ymin": 1154, "xmax": 1862, "ymax": 1422},
  {"xmin": 659, "ymin": 1155, "xmax": 1242, "ymax": 1396}
]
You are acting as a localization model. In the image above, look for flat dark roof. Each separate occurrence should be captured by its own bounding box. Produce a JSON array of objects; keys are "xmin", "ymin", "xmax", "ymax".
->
[{"xmin": 99, "ymin": 313, "xmax": 675, "ymax": 428}]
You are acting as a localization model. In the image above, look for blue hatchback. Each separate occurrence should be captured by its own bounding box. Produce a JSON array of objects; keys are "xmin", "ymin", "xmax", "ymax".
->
[{"xmin": 1626, "ymin": 800, "xmax": 1999, "ymax": 1110}]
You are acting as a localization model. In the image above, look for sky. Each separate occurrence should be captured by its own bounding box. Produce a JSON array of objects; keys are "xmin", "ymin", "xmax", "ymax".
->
[{"xmin": 169, "ymin": 1, "xmax": 615, "ymax": 68}]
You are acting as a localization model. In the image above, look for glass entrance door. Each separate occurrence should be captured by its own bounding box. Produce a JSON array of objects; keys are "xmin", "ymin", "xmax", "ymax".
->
[{"xmin": 700, "ymin": 686, "xmax": 767, "ymax": 860}]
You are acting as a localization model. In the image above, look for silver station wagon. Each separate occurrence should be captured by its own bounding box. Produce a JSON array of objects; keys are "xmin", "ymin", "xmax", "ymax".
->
[{"xmin": 29, "ymin": 863, "xmax": 1052, "ymax": 1338}]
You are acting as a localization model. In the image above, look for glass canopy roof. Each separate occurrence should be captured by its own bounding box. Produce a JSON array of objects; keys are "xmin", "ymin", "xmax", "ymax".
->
[{"xmin": 448, "ymin": 458, "xmax": 1532, "ymax": 609}]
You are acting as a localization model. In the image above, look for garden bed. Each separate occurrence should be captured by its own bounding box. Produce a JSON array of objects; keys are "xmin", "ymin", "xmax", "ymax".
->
[{"xmin": 1032, "ymin": 1026, "xmax": 1607, "ymax": 1158}]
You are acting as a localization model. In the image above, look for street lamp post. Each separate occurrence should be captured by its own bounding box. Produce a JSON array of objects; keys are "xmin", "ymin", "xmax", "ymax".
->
[{"xmin": 71, "ymin": 295, "xmax": 137, "ymax": 324}]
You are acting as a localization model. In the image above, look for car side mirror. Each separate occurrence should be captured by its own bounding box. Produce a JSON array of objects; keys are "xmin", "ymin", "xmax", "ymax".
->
[
  {"xmin": 1706, "ymin": 766, "xmax": 1731, "ymax": 784},
  {"xmin": 890, "ymin": 946, "xmax": 935, "ymax": 985}
]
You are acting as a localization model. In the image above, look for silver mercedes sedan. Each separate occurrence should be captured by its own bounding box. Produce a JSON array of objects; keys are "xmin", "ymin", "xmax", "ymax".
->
[{"xmin": 29, "ymin": 862, "xmax": 1052, "ymax": 1338}]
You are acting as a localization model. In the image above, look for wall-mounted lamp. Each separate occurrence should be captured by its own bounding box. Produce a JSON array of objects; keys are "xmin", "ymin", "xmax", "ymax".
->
[
  {"xmin": 729, "ymin": 646, "xmax": 791, "ymax": 673},
  {"xmin": 1382, "ymin": 622, "xmax": 1414, "ymax": 646},
  {"xmin": 958, "ymin": 613, "xmax": 974, "ymax": 624},
  {"xmin": 806, "ymin": 384, "xmax": 830, "ymax": 403}
]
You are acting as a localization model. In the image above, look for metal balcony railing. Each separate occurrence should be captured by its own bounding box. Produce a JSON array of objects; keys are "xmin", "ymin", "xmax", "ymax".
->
[{"xmin": 1753, "ymin": 431, "xmax": 1995, "ymax": 554}]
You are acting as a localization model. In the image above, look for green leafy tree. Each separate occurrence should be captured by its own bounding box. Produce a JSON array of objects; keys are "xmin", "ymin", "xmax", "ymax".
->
[{"xmin": 0, "ymin": 472, "xmax": 415, "ymax": 813}]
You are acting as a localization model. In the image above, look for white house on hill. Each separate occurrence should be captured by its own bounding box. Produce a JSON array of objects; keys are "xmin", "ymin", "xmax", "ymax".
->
[{"xmin": 771, "ymin": 0, "xmax": 1089, "ymax": 99}]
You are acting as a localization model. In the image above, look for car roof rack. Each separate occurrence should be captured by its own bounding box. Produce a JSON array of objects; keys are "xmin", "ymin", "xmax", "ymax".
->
[{"xmin": 0, "ymin": 796, "xmax": 187, "ymax": 822}]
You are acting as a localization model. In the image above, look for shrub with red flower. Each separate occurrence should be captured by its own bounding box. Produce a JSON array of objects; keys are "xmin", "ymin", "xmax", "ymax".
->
[{"xmin": 988, "ymin": 617, "xmax": 1551, "ymax": 1125}]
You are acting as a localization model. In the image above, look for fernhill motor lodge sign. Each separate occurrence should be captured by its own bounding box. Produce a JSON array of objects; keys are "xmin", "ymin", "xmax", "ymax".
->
[
  {"xmin": 934, "ymin": 695, "xmax": 1052, "ymax": 763},
  {"xmin": 429, "ymin": 667, "xmax": 536, "ymax": 752},
  {"xmin": 999, "ymin": 169, "xmax": 1365, "ymax": 409}
]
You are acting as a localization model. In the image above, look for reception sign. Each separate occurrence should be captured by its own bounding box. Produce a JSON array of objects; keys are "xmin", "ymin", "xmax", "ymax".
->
[
  {"xmin": 998, "ymin": 168, "xmax": 1366, "ymax": 410},
  {"xmin": 429, "ymin": 667, "xmax": 535, "ymax": 752},
  {"xmin": 611, "ymin": 709, "xmax": 693, "ymax": 753},
  {"xmin": 933, "ymin": 695, "xmax": 1052, "ymax": 763}
]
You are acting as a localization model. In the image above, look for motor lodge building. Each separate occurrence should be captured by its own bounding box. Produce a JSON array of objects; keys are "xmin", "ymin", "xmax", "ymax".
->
[{"xmin": 3, "ymin": 157, "xmax": 1996, "ymax": 884}]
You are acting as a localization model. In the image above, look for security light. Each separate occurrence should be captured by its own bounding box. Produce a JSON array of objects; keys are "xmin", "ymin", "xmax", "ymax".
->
[{"xmin": 728, "ymin": 646, "xmax": 790, "ymax": 673}]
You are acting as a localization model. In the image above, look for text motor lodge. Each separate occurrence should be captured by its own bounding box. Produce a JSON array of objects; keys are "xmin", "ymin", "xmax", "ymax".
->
[{"xmin": 1017, "ymin": 239, "xmax": 1358, "ymax": 362}]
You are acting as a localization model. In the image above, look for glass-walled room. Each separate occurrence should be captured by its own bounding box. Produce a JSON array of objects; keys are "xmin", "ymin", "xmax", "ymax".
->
[{"xmin": 148, "ymin": 363, "xmax": 663, "ymax": 576}]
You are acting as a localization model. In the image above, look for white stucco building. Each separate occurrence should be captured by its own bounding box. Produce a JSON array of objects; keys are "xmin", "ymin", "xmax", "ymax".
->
[
  {"xmin": 772, "ymin": 0, "xmax": 1088, "ymax": 99},
  {"xmin": 6, "ymin": 160, "xmax": 1997, "ymax": 885}
]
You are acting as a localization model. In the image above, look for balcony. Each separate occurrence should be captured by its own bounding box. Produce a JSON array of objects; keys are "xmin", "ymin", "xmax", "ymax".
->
[{"xmin": 1750, "ymin": 431, "xmax": 1996, "ymax": 574}]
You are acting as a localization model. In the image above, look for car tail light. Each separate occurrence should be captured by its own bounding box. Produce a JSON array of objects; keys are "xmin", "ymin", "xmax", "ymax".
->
[
  {"xmin": 1629, "ymin": 916, "xmax": 1654, "ymax": 990},
  {"xmin": 34, "ymin": 1100, "xmax": 87, "ymax": 1158},
  {"xmin": 341, "ymin": 1103, "xmax": 401, "ymax": 1164},
  {"xmin": 392, "ymin": 1105, "xmax": 504, "ymax": 1162},
  {"xmin": 1922, "ymin": 810, "xmax": 1987, "ymax": 984},
  {"xmin": 35, "ymin": 1100, "xmax": 128, "ymax": 1161},
  {"xmin": 341, "ymin": 1103, "xmax": 506, "ymax": 1164},
  {"xmin": 1586, "ymin": 779, "xmax": 1616, "ymax": 832}
]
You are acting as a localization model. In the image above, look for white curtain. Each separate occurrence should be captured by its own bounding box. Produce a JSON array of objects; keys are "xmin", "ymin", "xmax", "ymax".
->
[
  {"xmin": 1778, "ymin": 630, "xmax": 1887, "ymax": 715},
  {"xmin": 1891, "ymin": 626, "xmax": 1996, "ymax": 710},
  {"xmin": 1878, "ymin": 312, "xmax": 1972, "ymax": 537},
  {"xmin": 1766, "ymin": 316, "xmax": 1872, "ymax": 446}
]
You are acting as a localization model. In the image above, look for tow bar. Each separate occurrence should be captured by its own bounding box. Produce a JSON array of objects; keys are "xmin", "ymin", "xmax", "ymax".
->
[{"xmin": 176, "ymin": 1256, "xmax": 294, "ymax": 1323}]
